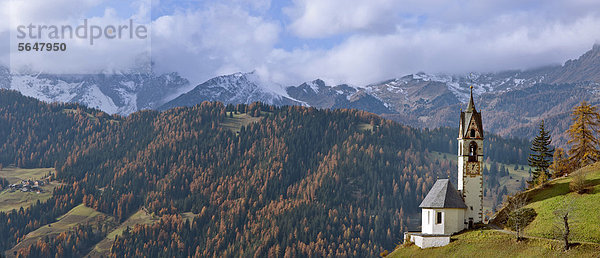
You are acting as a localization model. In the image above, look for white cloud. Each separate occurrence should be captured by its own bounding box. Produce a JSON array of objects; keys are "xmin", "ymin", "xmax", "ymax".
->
[
  {"xmin": 150, "ymin": 3, "xmax": 280, "ymax": 84},
  {"xmin": 6, "ymin": 0, "xmax": 103, "ymax": 30},
  {"xmin": 233, "ymin": 0, "xmax": 271, "ymax": 13},
  {"xmin": 265, "ymin": 0, "xmax": 600, "ymax": 85},
  {"xmin": 285, "ymin": 0, "xmax": 398, "ymax": 38},
  {"xmin": 147, "ymin": 0, "xmax": 600, "ymax": 86},
  {"xmin": 6, "ymin": 0, "xmax": 153, "ymax": 74},
  {"xmin": 4, "ymin": 0, "xmax": 600, "ymax": 88},
  {"xmin": 284, "ymin": 0, "xmax": 600, "ymax": 39}
]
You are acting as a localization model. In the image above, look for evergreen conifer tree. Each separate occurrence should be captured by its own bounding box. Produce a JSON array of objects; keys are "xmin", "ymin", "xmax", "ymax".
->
[{"xmin": 528, "ymin": 120, "xmax": 554, "ymax": 186}]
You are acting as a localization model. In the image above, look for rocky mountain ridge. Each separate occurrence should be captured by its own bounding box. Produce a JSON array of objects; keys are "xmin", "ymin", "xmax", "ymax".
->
[{"xmin": 3, "ymin": 45, "xmax": 600, "ymax": 144}]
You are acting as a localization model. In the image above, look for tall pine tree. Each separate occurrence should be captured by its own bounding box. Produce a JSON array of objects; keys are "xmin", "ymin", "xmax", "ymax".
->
[
  {"xmin": 528, "ymin": 120, "xmax": 554, "ymax": 186},
  {"xmin": 567, "ymin": 101, "xmax": 600, "ymax": 168}
]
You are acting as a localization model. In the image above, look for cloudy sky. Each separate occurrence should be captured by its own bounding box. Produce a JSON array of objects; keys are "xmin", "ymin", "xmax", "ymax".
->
[{"xmin": 2, "ymin": 0, "xmax": 600, "ymax": 86}]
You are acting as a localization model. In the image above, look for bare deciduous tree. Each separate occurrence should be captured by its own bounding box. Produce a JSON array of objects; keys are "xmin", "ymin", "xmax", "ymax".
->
[
  {"xmin": 505, "ymin": 194, "xmax": 536, "ymax": 241},
  {"xmin": 553, "ymin": 200, "xmax": 575, "ymax": 251}
]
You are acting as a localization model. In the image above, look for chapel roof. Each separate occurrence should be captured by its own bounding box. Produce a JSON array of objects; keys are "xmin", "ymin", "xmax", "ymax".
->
[{"xmin": 419, "ymin": 179, "xmax": 467, "ymax": 209}]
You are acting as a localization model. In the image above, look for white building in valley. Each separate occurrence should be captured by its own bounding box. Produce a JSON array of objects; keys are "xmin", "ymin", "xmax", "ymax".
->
[{"xmin": 406, "ymin": 86, "xmax": 484, "ymax": 248}]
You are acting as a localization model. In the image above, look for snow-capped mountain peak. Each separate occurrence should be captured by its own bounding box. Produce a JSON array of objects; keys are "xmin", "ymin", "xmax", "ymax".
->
[
  {"xmin": 160, "ymin": 71, "xmax": 304, "ymax": 110},
  {"xmin": 0, "ymin": 67, "xmax": 190, "ymax": 115}
]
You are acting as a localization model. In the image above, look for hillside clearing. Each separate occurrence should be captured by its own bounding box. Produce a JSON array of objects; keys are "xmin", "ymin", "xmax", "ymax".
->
[
  {"xmin": 0, "ymin": 167, "xmax": 54, "ymax": 184},
  {"xmin": 87, "ymin": 208, "xmax": 158, "ymax": 257},
  {"xmin": 0, "ymin": 167, "xmax": 57, "ymax": 212},
  {"xmin": 358, "ymin": 123, "xmax": 374, "ymax": 131},
  {"xmin": 220, "ymin": 112, "xmax": 265, "ymax": 133},
  {"xmin": 6, "ymin": 204, "xmax": 117, "ymax": 257},
  {"xmin": 0, "ymin": 190, "xmax": 53, "ymax": 212}
]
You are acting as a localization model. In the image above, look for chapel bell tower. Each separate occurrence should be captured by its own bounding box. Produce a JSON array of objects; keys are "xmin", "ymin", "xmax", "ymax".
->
[{"xmin": 457, "ymin": 86, "xmax": 484, "ymax": 227}]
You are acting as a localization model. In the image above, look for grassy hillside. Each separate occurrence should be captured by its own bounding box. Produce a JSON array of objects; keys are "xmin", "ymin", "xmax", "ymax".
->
[
  {"xmin": 523, "ymin": 163, "xmax": 600, "ymax": 243},
  {"xmin": 6, "ymin": 204, "xmax": 116, "ymax": 256},
  {"xmin": 388, "ymin": 229, "xmax": 600, "ymax": 257},
  {"xmin": 88, "ymin": 209, "xmax": 199, "ymax": 257},
  {"xmin": 0, "ymin": 167, "xmax": 53, "ymax": 184},
  {"xmin": 220, "ymin": 112, "xmax": 264, "ymax": 133},
  {"xmin": 88, "ymin": 209, "xmax": 158, "ymax": 257}
]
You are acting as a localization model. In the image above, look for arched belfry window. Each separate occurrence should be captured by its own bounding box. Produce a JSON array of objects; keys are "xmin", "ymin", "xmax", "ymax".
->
[
  {"xmin": 470, "ymin": 129, "xmax": 476, "ymax": 138},
  {"xmin": 469, "ymin": 141, "xmax": 477, "ymax": 162}
]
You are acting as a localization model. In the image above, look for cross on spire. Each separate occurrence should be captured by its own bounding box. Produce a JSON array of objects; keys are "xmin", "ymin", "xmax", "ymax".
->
[{"xmin": 466, "ymin": 85, "xmax": 476, "ymax": 112}]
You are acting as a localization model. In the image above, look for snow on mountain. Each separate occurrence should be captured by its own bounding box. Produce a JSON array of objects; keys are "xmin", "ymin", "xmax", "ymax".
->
[
  {"xmin": 10, "ymin": 74, "xmax": 82, "ymax": 104},
  {"xmin": 0, "ymin": 66, "xmax": 11, "ymax": 89},
  {"xmin": 81, "ymin": 84, "xmax": 120, "ymax": 114},
  {"xmin": 306, "ymin": 80, "xmax": 321, "ymax": 94},
  {"xmin": 161, "ymin": 74, "xmax": 395, "ymax": 114},
  {"xmin": 285, "ymin": 79, "xmax": 394, "ymax": 114},
  {"xmin": 1, "ymin": 68, "xmax": 190, "ymax": 115},
  {"xmin": 365, "ymin": 69, "xmax": 552, "ymax": 107},
  {"xmin": 160, "ymin": 71, "xmax": 303, "ymax": 110}
]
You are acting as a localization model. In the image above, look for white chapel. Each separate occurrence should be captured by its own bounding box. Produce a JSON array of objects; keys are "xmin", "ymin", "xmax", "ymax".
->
[{"xmin": 405, "ymin": 86, "xmax": 484, "ymax": 248}]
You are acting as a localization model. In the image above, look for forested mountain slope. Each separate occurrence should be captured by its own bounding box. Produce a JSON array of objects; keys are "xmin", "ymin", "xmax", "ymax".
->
[{"xmin": 0, "ymin": 89, "xmax": 529, "ymax": 256}]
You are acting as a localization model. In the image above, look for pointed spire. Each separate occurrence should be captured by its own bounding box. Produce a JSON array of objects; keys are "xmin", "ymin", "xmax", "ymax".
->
[{"xmin": 466, "ymin": 85, "xmax": 476, "ymax": 112}]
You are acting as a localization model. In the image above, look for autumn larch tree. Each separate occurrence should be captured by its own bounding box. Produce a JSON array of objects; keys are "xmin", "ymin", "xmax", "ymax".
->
[
  {"xmin": 566, "ymin": 101, "xmax": 600, "ymax": 168},
  {"xmin": 528, "ymin": 120, "xmax": 554, "ymax": 186},
  {"xmin": 549, "ymin": 148, "xmax": 570, "ymax": 178}
]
